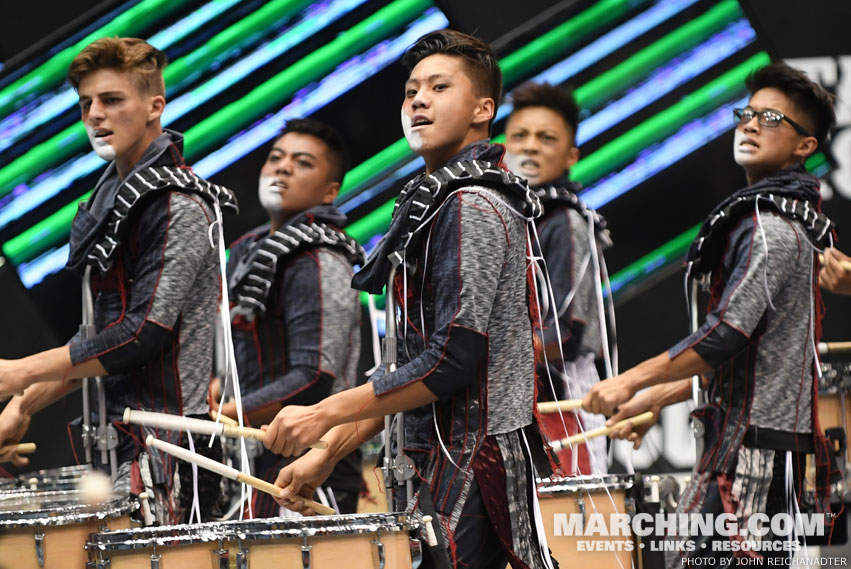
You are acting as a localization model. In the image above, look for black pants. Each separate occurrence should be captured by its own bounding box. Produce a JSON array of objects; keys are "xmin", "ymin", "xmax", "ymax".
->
[{"xmin": 420, "ymin": 478, "xmax": 509, "ymax": 569}]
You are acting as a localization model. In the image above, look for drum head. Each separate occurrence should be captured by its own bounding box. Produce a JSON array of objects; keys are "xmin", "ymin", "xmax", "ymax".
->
[
  {"xmin": 536, "ymin": 474, "xmax": 635, "ymax": 495},
  {"xmin": 0, "ymin": 489, "xmax": 136, "ymax": 528}
]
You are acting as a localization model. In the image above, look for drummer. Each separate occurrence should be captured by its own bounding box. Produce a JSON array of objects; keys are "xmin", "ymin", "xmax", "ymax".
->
[
  {"xmin": 503, "ymin": 81, "xmax": 613, "ymax": 475},
  {"xmin": 261, "ymin": 29, "xmax": 556, "ymax": 569},
  {"xmin": 0, "ymin": 37, "xmax": 236, "ymax": 524},
  {"xmin": 211, "ymin": 117, "xmax": 365, "ymax": 517},
  {"xmin": 583, "ymin": 62, "xmax": 837, "ymax": 564}
]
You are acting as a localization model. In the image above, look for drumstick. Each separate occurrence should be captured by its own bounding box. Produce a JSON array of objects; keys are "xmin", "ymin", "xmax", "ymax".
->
[
  {"xmin": 537, "ymin": 400, "xmax": 582, "ymax": 414},
  {"xmin": 818, "ymin": 253, "xmax": 851, "ymax": 272},
  {"xmin": 124, "ymin": 408, "xmax": 328, "ymax": 449},
  {"xmin": 550, "ymin": 411, "xmax": 655, "ymax": 451},
  {"xmin": 818, "ymin": 341, "xmax": 851, "ymax": 355},
  {"xmin": 209, "ymin": 409, "xmax": 239, "ymax": 426},
  {"xmin": 0, "ymin": 442, "xmax": 36, "ymax": 458},
  {"xmin": 145, "ymin": 435, "xmax": 335, "ymax": 516}
]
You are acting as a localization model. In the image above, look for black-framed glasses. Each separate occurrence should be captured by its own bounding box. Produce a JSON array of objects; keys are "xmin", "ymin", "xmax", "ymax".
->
[{"xmin": 733, "ymin": 107, "xmax": 811, "ymax": 137}]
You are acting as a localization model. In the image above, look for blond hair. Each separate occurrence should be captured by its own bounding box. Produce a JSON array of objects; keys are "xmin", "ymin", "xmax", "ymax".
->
[{"xmin": 67, "ymin": 37, "xmax": 167, "ymax": 96}]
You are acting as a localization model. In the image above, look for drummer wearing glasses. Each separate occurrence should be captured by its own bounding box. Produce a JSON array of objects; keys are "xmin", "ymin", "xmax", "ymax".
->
[{"xmin": 583, "ymin": 63, "xmax": 837, "ymax": 565}]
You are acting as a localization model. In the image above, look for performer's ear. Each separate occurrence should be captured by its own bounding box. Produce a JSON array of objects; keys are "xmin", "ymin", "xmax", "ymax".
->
[{"xmin": 322, "ymin": 181, "xmax": 340, "ymax": 204}]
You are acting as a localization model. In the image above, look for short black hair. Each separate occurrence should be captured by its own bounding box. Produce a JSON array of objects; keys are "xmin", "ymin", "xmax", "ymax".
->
[
  {"xmin": 510, "ymin": 81, "xmax": 580, "ymax": 140},
  {"xmin": 745, "ymin": 62, "xmax": 836, "ymax": 147},
  {"xmin": 402, "ymin": 29, "xmax": 502, "ymax": 132},
  {"xmin": 274, "ymin": 118, "xmax": 350, "ymax": 183}
]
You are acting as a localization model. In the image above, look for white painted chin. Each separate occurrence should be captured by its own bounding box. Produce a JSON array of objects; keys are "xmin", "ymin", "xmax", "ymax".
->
[
  {"xmin": 85, "ymin": 126, "xmax": 117, "ymax": 161},
  {"xmin": 401, "ymin": 109, "xmax": 423, "ymax": 152},
  {"xmin": 503, "ymin": 151, "xmax": 540, "ymax": 184},
  {"xmin": 258, "ymin": 176, "xmax": 284, "ymax": 214}
]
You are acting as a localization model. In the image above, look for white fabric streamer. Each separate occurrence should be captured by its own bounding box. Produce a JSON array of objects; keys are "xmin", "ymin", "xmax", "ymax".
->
[
  {"xmin": 184, "ymin": 429, "xmax": 202, "ymax": 524},
  {"xmin": 754, "ymin": 197, "xmax": 777, "ymax": 311},
  {"xmin": 208, "ymin": 202, "xmax": 253, "ymax": 518}
]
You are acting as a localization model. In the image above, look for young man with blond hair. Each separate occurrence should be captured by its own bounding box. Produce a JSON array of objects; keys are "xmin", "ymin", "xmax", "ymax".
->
[{"xmin": 0, "ymin": 37, "xmax": 236, "ymax": 523}]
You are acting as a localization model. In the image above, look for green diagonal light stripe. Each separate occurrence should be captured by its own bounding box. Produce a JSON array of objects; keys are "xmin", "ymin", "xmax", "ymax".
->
[
  {"xmin": 0, "ymin": 0, "xmax": 193, "ymax": 118},
  {"xmin": 347, "ymin": 196, "xmax": 396, "ymax": 244},
  {"xmin": 0, "ymin": 0, "xmax": 314, "ymax": 197},
  {"xmin": 338, "ymin": 0, "xmax": 646, "ymax": 199},
  {"xmin": 572, "ymin": 52, "xmax": 770, "ymax": 185},
  {"xmin": 499, "ymin": 0, "xmax": 650, "ymax": 86},
  {"xmin": 609, "ymin": 224, "xmax": 699, "ymax": 295},
  {"xmin": 2, "ymin": 191, "xmax": 92, "ymax": 265},
  {"xmin": 574, "ymin": 0, "xmax": 741, "ymax": 110},
  {"xmin": 183, "ymin": 0, "xmax": 432, "ymax": 160},
  {"xmin": 163, "ymin": 0, "xmax": 313, "ymax": 95}
]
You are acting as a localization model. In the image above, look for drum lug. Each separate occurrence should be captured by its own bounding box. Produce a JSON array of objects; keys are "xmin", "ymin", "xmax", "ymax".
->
[
  {"xmin": 301, "ymin": 536, "xmax": 312, "ymax": 569},
  {"xmin": 213, "ymin": 539, "xmax": 230, "ymax": 569},
  {"xmin": 577, "ymin": 494, "xmax": 586, "ymax": 529},
  {"xmin": 34, "ymin": 527, "xmax": 45, "ymax": 568},
  {"xmin": 150, "ymin": 551, "xmax": 162, "ymax": 569},
  {"xmin": 88, "ymin": 561, "xmax": 111, "ymax": 569},
  {"xmin": 409, "ymin": 537, "xmax": 423, "ymax": 569},
  {"xmin": 372, "ymin": 529, "xmax": 385, "ymax": 569},
  {"xmin": 236, "ymin": 545, "xmax": 249, "ymax": 569}
]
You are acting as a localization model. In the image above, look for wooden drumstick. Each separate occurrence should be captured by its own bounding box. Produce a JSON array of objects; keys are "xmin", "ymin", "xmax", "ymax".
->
[
  {"xmin": 210, "ymin": 409, "xmax": 239, "ymax": 426},
  {"xmin": 537, "ymin": 400, "xmax": 583, "ymax": 414},
  {"xmin": 145, "ymin": 435, "xmax": 336, "ymax": 516},
  {"xmin": 0, "ymin": 442, "xmax": 36, "ymax": 459},
  {"xmin": 550, "ymin": 411, "xmax": 655, "ymax": 451},
  {"xmin": 125, "ymin": 408, "xmax": 328, "ymax": 449},
  {"xmin": 818, "ymin": 253, "xmax": 851, "ymax": 272},
  {"xmin": 818, "ymin": 341, "xmax": 851, "ymax": 355}
]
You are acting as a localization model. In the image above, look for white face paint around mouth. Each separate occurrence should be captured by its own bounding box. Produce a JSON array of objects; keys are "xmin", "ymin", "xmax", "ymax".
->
[
  {"xmin": 258, "ymin": 175, "xmax": 284, "ymax": 213},
  {"xmin": 503, "ymin": 151, "xmax": 541, "ymax": 184},
  {"xmin": 401, "ymin": 109, "xmax": 423, "ymax": 152},
  {"xmin": 733, "ymin": 130, "xmax": 761, "ymax": 161},
  {"xmin": 85, "ymin": 124, "xmax": 117, "ymax": 161}
]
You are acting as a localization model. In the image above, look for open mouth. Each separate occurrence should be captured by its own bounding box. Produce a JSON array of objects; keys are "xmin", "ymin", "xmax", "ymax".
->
[
  {"xmin": 519, "ymin": 158, "xmax": 540, "ymax": 173},
  {"xmin": 411, "ymin": 115, "xmax": 432, "ymax": 129},
  {"xmin": 93, "ymin": 130, "xmax": 113, "ymax": 142},
  {"xmin": 738, "ymin": 136, "xmax": 759, "ymax": 150}
]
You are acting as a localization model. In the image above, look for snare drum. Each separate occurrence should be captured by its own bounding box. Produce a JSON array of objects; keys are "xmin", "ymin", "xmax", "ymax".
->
[
  {"xmin": 18, "ymin": 464, "xmax": 92, "ymax": 492},
  {"xmin": 86, "ymin": 512, "xmax": 422, "ymax": 568},
  {"xmin": 536, "ymin": 475, "xmax": 636, "ymax": 568},
  {"xmin": 0, "ymin": 490, "xmax": 136, "ymax": 569}
]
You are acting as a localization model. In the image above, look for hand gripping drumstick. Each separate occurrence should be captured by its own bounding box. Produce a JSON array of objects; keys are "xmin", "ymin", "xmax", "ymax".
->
[
  {"xmin": 145, "ymin": 435, "xmax": 335, "ymax": 515},
  {"xmin": 0, "ymin": 442, "xmax": 36, "ymax": 461},
  {"xmin": 550, "ymin": 411, "xmax": 655, "ymax": 451},
  {"xmin": 537, "ymin": 400, "xmax": 582, "ymax": 414},
  {"xmin": 818, "ymin": 253, "xmax": 851, "ymax": 272},
  {"xmin": 124, "ymin": 408, "xmax": 328, "ymax": 449}
]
